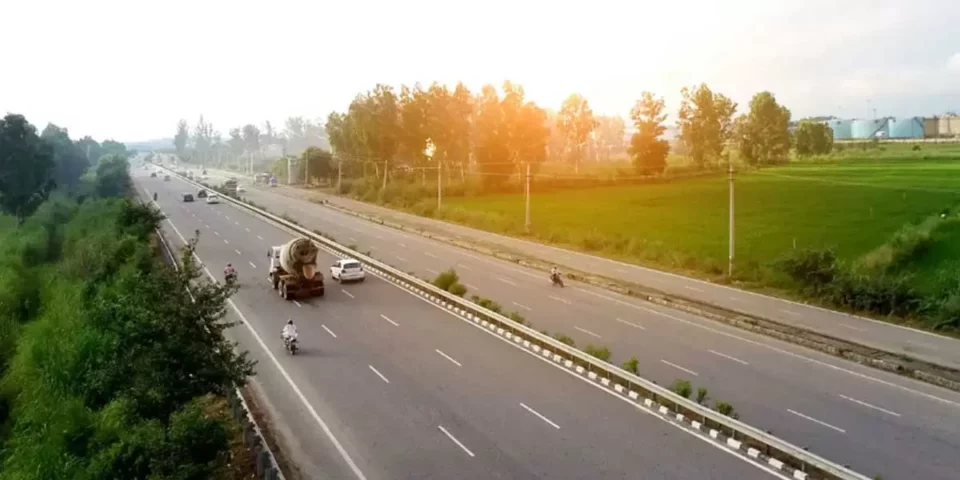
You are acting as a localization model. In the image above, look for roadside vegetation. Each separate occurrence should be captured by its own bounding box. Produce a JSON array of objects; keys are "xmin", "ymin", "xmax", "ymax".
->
[{"xmin": 0, "ymin": 114, "xmax": 255, "ymax": 478}]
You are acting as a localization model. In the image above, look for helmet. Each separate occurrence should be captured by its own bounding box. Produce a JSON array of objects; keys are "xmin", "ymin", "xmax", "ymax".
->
[
  {"xmin": 287, "ymin": 318, "xmax": 294, "ymax": 325},
  {"xmin": 227, "ymin": 263, "xmax": 232, "ymax": 267}
]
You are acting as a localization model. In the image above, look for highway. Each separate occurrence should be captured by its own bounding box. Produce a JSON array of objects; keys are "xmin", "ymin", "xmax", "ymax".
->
[
  {"xmin": 238, "ymin": 170, "xmax": 960, "ymax": 371},
  {"xmin": 191, "ymin": 167, "xmax": 960, "ymax": 480},
  {"xmin": 135, "ymin": 168, "xmax": 778, "ymax": 480}
]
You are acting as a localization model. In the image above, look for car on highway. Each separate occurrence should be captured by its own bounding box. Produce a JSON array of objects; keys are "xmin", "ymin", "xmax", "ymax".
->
[
  {"xmin": 150, "ymin": 172, "xmax": 157, "ymax": 177},
  {"xmin": 182, "ymin": 193, "xmax": 194, "ymax": 202},
  {"xmin": 237, "ymin": 185, "xmax": 246, "ymax": 193},
  {"xmin": 163, "ymin": 175, "xmax": 171, "ymax": 181},
  {"xmin": 196, "ymin": 189, "xmax": 208, "ymax": 198},
  {"xmin": 206, "ymin": 193, "xmax": 220, "ymax": 204},
  {"xmin": 330, "ymin": 258, "xmax": 365, "ymax": 283}
]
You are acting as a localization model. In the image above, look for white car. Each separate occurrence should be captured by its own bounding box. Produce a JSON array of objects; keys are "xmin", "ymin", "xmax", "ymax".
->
[
  {"xmin": 330, "ymin": 259, "xmax": 365, "ymax": 283},
  {"xmin": 206, "ymin": 194, "xmax": 220, "ymax": 204}
]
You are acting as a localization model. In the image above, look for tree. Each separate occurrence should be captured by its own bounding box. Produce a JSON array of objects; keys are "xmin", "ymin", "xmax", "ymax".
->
[
  {"xmin": 192, "ymin": 115, "xmax": 214, "ymax": 165},
  {"xmin": 173, "ymin": 120, "xmax": 190, "ymax": 160},
  {"xmin": 0, "ymin": 114, "xmax": 55, "ymax": 224},
  {"xmin": 94, "ymin": 155, "xmax": 132, "ymax": 197},
  {"xmin": 227, "ymin": 128, "xmax": 245, "ymax": 160},
  {"xmin": 397, "ymin": 84, "xmax": 431, "ymax": 178},
  {"xmin": 301, "ymin": 147, "xmax": 334, "ymax": 184},
  {"xmin": 595, "ymin": 116, "xmax": 626, "ymax": 161},
  {"xmin": 473, "ymin": 84, "xmax": 511, "ymax": 188},
  {"xmin": 557, "ymin": 93, "xmax": 598, "ymax": 173},
  {"xmin": 628, "ymin": 92, "xmax": 670, "ymax": 175},
  {"xmin": 795, "ymin": 121, "xmax": 834, "ymax": 157},
  {"xmin": 75, "ymin": 136, "xmax": 102, "ymax": 166},
  {"xmin": 40, "ymin": 124, "xmax": 89, "ymax": 190},
  {"xmin": 241, "ymin": 124, "xmax": 261, "ymax": 171},
  {"xmin": 677, "ymin": 83, "xmax": 737, "ymax": 168},
  {"xmin": 735, "ymin": 91, "xmax": 792, "ymax": 166}
]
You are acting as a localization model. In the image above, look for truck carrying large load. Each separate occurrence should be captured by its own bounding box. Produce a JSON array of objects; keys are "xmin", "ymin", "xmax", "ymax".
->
[
  {"xmin": 223, "ymin": 179, "xmax": 239, "ymax": 197},
  {"xmin": 268, "ymin": 237, "xmax": 325, "ymax": 300}
]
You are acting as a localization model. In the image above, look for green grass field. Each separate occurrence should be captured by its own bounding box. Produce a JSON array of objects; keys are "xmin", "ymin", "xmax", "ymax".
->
[{"xmin": 440, "ymin": 144, "xmax": 960, "ymax": 284}]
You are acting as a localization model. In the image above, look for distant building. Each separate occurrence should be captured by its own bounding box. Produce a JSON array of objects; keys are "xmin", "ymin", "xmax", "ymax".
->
[{"xmin": 821, "ymin": 114, "xmax": 959, "ymax": 141}]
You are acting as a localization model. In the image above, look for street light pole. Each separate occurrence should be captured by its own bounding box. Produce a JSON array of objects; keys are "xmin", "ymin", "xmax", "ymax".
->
[
  {"xmin": 424, "ymin": 139, "xmax": 438, "ymax": 210},
  {"xmin": 728, "ymin": 157, "xmax": 735, "ymax": 278},
  {"xmin": 524, "ymin": 162, "xmax": 531, "ymax": 232}
]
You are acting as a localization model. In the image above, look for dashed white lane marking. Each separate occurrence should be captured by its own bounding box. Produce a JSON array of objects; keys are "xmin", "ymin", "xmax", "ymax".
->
[
  {"xmin": 466, "ymin": 284, "xmax": 479, "ymax": 291},
  {"xmin": 520, "ymin": 402, "xmax": 561, "ymax": 429},
  {"xmin": 426, "ymin": 268, "xmax": 440, "ymax": 275},
  {"xmin": 249, "ymin": 261, "xmax": 257, "ymax": 268},
  {"xmin": 438, "ymin": 426, "xmax": 475, "ymax": 457},
  {"xmin": 709, "ymin": 349, "xmax": 749, "ymax": 365},
  {"xmin": 224, "ymin": 239, "xmax": 230, "ymax": 244},
  {"xmin": 787, "ymin": 409, "xmax": 846, "ymax": 434},
  {"xmin": 349, "ymin": 236, "xmax": 357, "ymax": 242},
  {"xmin": 781, "ymin": 309, "xmax": 802, "ymax": 317},
  {"xmin": 398, "ymin": 242, "xmax": 408, "ymax": 248},
  {"xmin": 684, "ymin": 285, "xmax": 704, "ymax": 292},
  {"xmin": 839, "ymin": 395, "xmax": 901, "ymax": 417},
  {"xmin": 380, "ymin": 314, "xmax": 399, "ymax": 327},
  {"xmin": 396, "ymin": 256, "xmax": 408, "ymax": 262},
  {"xmin": 235, "ymin": 249, "xmax": 242, "ymax": 255},
  {"xmin": 225, "ymin": 215, "xmax": 231, "ymax": 220},
  {"xmin": 342, "ymin": 289, "xmax": 355, "ymax": 298},
  {"xmin": 293, "ymin": 300, "xmax": 302, "ymax": 308},
  {"xmin": 839, "ymin": 323, "xmax": 866, "ymax": 332},
  {"xmin": 435, "ymin": 349, "xmax": 462, "ymax": 367},
  {"xmin": 496, "ymin": 276, "xmax": 517, "ymax": 286},
  {"xmin": 245, "ymin": 227, "xmax": 250, "ymax": 232},
  {"xmin": 205, "ymin": 224, "xmax": 210, "ymax": 229},
  {"xmin": 235, "ymin": 221, "xmax": 240, "ymax": 226},
  {"xmin": 575, "ymin": 326, "xmax": 602, "ymax": 338},
  {"xmin": 456, "ymin": 263, "xmax": 473, "ymax": 271},
  {"xmin": 729, "ymin": 296, "xmax": 744, "ymax": 302},
  {"xmin": 214, "ymin": 231, "xmax": 220, "ymax": 236},
  {"xmin": 512, "ymin": 301, "xmax": 532, "ymax": 311},
  {"xmin": 661, "ymin": 359, "xmax": 699, "ymax": 376},
  {"xmin": 322, "ymin": 324, "xmax": 337, "ymax": 338},
  {"xmin": 615, "ymin": 318, "xmax": 645, "ymax": 330},
  {"xmin": 548, "ymin": 295, "xmax": 570, "ymax": 305},
  {"xmin": 368, "ymin": 365, "xmax": 390, "ymax": 384},
  {"xmin": 425, "ymin": 252, "xmax": 438, "ymax": 259},
  {"xmin": 257, "ymin": 235, "xmax": 264, "ymax": 240}
]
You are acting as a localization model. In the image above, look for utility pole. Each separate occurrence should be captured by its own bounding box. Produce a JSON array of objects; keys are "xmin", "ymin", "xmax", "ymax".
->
[
  {"xmin": 524, "ymin": 162, "xmax": 532, "ymax": 232},
  {"xmin": 437, "ymin": 157, "xmax": 442, "ymax": 210},
  {"xmin": 337, "ymin": 156, "xmax": 343, "ymax": 194},
  {"xmin": 304, "ymin": 153, "xmax": 309, "ymax": 186},
  {"xmin": 728, "ymin": 157, "xmax": 735, "ymax": 278},
  {"xmin": 287, "ymin": 156, "xmax": 293, "ymax": 185}
]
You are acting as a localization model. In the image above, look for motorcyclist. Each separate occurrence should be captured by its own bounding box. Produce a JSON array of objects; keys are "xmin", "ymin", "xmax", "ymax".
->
[
  {"xmin": 550, "ymin": 266, "xmax": 560, "ymax": 282},
  {"xmin": 281, "ymin": 319, "xmax": 299, "ymax": 346},
  {"xmin": 224, "ymin": 263, "xmax": 236, "ymax": 281}
]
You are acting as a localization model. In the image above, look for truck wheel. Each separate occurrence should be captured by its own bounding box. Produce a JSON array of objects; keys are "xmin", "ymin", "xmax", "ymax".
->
[
  {"xmin": 271, "ymin": 275, "xmax": 279, "ymax": 290},
  {"xmin": 279, "ymin": 281, "xmax": 286, "ymax": 299}
]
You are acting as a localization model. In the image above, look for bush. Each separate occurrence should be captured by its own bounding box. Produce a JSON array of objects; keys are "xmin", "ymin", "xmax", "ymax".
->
[
  {"xmin": 508, "ymin": 311, "xmax": 527, "ymax": 325},
  {"xmin": 583, "ymin": 344, "xmax": 611, "ymax": 362},
  {"xmin": 715, "ymin": 401, "xmax": 738, "ymax": 419},
  {"xmin": 696, "ymin": 387, "xmax": 709, "ymax": 405},
  {"xmin": 776, "ymin": 248, "xmax": 839, "ymax": 295},
  {"xmin": 448, "ymin": 282, "xmax": 468, "ymax": 297},
  {"xmin": 670, "ymin": 379, "xmax": 692, "ymax": 398},
  {"xmin": 621, "ymin": 356, "xmax": 639, "ymax": 374},
  {"xmin": 432, "ymin": 269, "xmax": 459, "ymax": 291},
  {"xmin": 553, "ymin": 333, "xmax": 575, "ymax": 347}
]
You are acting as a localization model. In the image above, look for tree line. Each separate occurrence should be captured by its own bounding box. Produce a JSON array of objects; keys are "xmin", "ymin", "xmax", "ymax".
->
[
  {"xmin": 0, "ymin": 114, "xmax": 254, "ymax": 478},
  {"xmin": 172, "ymin": 81, "xmax": 835, "ymax": 190}
]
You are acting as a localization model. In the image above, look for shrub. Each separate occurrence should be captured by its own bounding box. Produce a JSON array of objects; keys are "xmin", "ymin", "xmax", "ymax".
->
[
  {"xmin": 621, "ymin": 356, "xmax": 639, "ymax": 374},
  {"xmin": 584, "ymin": 344, "xmax": 611, "ymax": 362},
  {"xmin": 448, "ymin": 282, "xmax": 467, "ymax": 297},
  {"xmin": 553, "ymin": 333, "xmax": 575, "ymax": 347},
  {"xmin": 508, "ymin": 311, "xmax": 527, "ymax": 325},
  {"xmin": 715, "ymin": 401, "xmax": 738, "ymax": 419},
  {"xmin": 432, "ymin": 269, "xmax": 459, "ymax": 291},
  {"xmin": 776, "ymin": 248, "xmax": 839, "ymax": 295},
  {"xmin": 696, "ymin": 387, "xmax": 709, "ymax": 405},
  {"xmin": 670, "ymin": 379, "xmax": 692, "ymax": 398}
]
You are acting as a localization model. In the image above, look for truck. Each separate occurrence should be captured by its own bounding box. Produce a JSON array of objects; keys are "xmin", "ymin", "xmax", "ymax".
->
[
  {"xmin": 223, "ymin": 179, "xmax": 239, "ymax": 197},
  {"xmin": 267, "ymin": 237, "xmax": 325, "ymax": 300}
]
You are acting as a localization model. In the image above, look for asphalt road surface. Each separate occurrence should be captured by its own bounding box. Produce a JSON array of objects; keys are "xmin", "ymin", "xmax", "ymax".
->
[
  {"xmin": 182, "ymin": 166, "xmax": 960, "ymax": 480},
  {"xmin": 135, "ymin": 168, "xmax": 779, "ymax": 480}
]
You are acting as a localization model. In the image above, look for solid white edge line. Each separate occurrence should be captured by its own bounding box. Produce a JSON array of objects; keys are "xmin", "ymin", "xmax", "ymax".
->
[
  {"xmin": 437, "ymin": 426, "xmax": 475, "ymax": 457},
  {"xmin": 435, "ymin": 349, "xmax": 463, "ymax": 367},
  {"xmin": 661, "ymin": 359, "xmax": 699, "ymax": 376},
  {"xmin": 495, "ymin": 276, "xmax": 517, "ymax": 286},
  {"xmin": 368, "ymin": 365, "xmax": 390, "ymax": 384},
  {"xmin": 838, "ymin": 395, "xmax": 901, "ymax": 417},
  {"xmin": 380, "ymin": 314, "xmax": 399, "ymax": 326},
  {"xmin": 520, "ymin": 402, "xmax": 561, "ymax": 429},
  {"xmin": 157, "ymin": 204, "xmax": 368, "ymax": 480},
  {"xmin": 787, "ymin": 409, "xmax": 846, "ymax": 434}
]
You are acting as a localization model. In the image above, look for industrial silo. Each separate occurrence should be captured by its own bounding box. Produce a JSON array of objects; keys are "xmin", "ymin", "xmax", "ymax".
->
[
  {"xmin": 852, "ymin": 119, "xmax": 889, "ymax": 139},
  {"xmin": 888, "ymin": 117, "xmax": 924, "ymax": 139},
  {"xmin": 923, "ymin": 117, "xmax": 939, "ymax": 138},
  {"xmin": 826, "ymin": 119, "xmax": 852, "ymax": 140}
]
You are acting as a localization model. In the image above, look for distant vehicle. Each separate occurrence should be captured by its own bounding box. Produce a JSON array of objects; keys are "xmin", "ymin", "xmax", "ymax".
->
[
  {"xmin": 206, "ymin": 194, "xmax": 220, "ymax": 204},
  {"xmin": 268, "ymin": 238, "xmax": 325, "ymax": 300},
  {"xmin": 269, "ymin": 176, "xmax": 278, "ymax": 187},
  {"xmin": 197, "ymin": 189, "xmax": 208, "ymax": 198},
  {"xmin": 150, "ymin": 172, "xmax": 157, "ymax": 178},
  {"xmin": 223, "ymin": 179, "xmax": 238, "ymax": 196},
  {"xmin": 237, "ymin": 185, "xmax": 246, "ymax": 193},
  {"xmin": 330, "ymin": 259, "xmax": 365, "ymax": 283},
  {"xmin": 182, "ymin": 193, "xmax": 194, "ymax": 202},
  {"xmin": 163, "ymin": 175, "xmax": 171, "ymax": 181},
  {"xmin": 187, "ymin": 172, "xmax": 194, "ymax": 179}
]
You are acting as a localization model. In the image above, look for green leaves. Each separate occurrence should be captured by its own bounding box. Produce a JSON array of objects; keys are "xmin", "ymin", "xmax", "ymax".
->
[
  {"xmin": 677, "ymin": 83, "xmax": 737, "ymax": 168},
  {"xmin": 735, "ymin": 91, "xmax": 792, "ymax": 166},
  {"xmin": 557, "ymin": 93, "xmax": 598, "ymax": 173},
  {"xmin": 629, "ymin": 92, "xmax": 671, "ymax": 175},
  {"xmin": 0, "ymin": 114, "xmax": 55, "ymax": 224}
]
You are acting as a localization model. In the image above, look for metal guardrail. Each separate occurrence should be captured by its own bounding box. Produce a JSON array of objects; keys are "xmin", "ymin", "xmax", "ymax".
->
[
  {"xmin": 148, "ymin": 193, "xmax": 285, "ymax": 480},
  {"xmin": 159, "ymin": 165, "xmax": 874, "ymax": 480}
]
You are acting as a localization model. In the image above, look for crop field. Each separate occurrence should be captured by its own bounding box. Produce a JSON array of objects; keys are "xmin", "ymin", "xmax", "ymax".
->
[{"xmin": 441, "ymin": 146, "xmax": 960, "ymax": 282}]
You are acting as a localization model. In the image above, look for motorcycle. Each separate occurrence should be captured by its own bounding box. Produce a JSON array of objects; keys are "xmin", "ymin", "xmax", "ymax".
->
[
  {"xmin": 550, "ymin": 272, "xmax": 564, "ymax": 288},
  {"xmin": 153, "ymin": 192, "xmax": 158, "ymax": 201},
  {"xmin": 284, "ymin": 335, "xmax": 299, "ymax": 355},
  {"xmin": 225, "ymin": 271, "xmax": 237, "ymax": 284}
]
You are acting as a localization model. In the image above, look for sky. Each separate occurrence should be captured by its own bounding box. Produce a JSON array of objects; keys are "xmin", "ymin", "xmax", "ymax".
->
[{"xmin": 2, "ymin": 0, "xmax": 959, "ymax": 142}]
